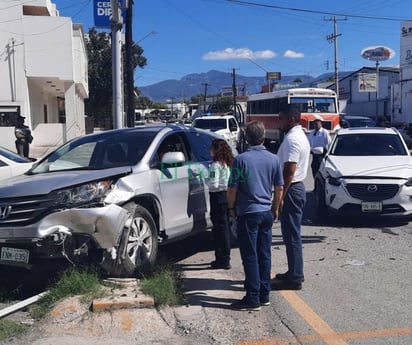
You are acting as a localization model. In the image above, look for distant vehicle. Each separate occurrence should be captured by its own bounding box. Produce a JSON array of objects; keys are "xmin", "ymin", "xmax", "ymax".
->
[
  {"xmin": 246, "ymin": 88, "xmax": 340, "ymax": 143},
  {"xmin": 315, "ymin": 127, "xmax": 412, "ymax": 218},
  {"xmin": 0, "ymin": 125, "xmax": 227, "ymax": 277},
  {"xmin": 340, "ymin": 115, "xmax": 376, "ymax": 128},
  {"xmin": 0, "ymin": 146, "xmax": 35, "ymax": 181},
  {"xmin": 192, "ymin": 115, "xmax": 240, "ymax": 147}
]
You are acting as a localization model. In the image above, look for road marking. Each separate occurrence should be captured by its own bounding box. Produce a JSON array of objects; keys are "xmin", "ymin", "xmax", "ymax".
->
[
  {"xmin": 237, "ymin": 328, "xmax": 412, "ymax": 344},
  {"xmin": 280, "ymin": 290, "xmax": 348, "ymax": 345},
  {"xmin": 239, "ymin": 275, "xmax": 412, "ymax": 344}
]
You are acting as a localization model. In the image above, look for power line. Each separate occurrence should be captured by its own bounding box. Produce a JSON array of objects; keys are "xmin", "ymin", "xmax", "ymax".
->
[{"xmin": 225, "ymin": 0, "xmax": 409, "ymax": 22}]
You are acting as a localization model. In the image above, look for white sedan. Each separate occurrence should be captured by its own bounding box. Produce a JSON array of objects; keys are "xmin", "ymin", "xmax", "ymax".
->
[
  {"xmin": 0, "ymin": 146, "xmax": 35, "ymax": 181},
  {"xmin": 315, "ymin": 127, "xmax": 412, "ymax": 218}
]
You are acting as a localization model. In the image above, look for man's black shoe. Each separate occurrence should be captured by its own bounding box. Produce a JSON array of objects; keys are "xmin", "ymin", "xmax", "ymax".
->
[
  {"xmin": 210, "ymin": 260, "xmax": 231, "ymax": 270},
  {"xmin": 275, "ymin": 271, "xmax": 305, "ymax": 283},
  {"xmin": 271, "ymin": 278, "xmax": 302, "ymax": 291},
  {"xmin": 230, "ymin": 297, "xmax": 261, "ymax": 311}
]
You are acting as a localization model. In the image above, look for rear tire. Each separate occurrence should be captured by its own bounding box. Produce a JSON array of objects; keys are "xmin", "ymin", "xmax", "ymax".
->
[{"xmin": 103, "ymin": 204, "xmax": 158, "ymax": 277}]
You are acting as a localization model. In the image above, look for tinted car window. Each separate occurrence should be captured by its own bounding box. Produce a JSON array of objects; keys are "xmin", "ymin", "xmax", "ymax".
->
[
  {"xmin": 187, "ymin": 130, "xmax": 214, "ymax": 162},
  {"xmin": 331, "ymin": 134, "xmax": 407, "ymax": 156},
  {"xmin": 0, "ymin": 147, "xmax": 31, "ymax": 163},
  {"xmin": 192, "ymin": 118, "xmax": 226, "ymax": 131},
  {"xmin": 344, "ymin": 117, "xmax": 376, "ymax": 127},
  {"xmin": 31, "ymin": 131, "xmax": 157, "ymax": 173}
]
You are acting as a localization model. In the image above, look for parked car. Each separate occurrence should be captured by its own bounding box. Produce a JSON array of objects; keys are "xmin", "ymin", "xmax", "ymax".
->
[
  {"xmin": 0, "ymin": 146, "xmax": 35, "ymax": 181},
  {"xmin": 0, "ymin": 125, "xmax": 228, "ymax": 276},
  {"xmin": 192, "ymin": 115, "xmax": 240, "ymax": 147},
  {"xmin": 315, "ymin": 127, "xmax": 412, "ymax": 218},
  {"xmin": 340, "ymin": 115, "xmax": 376, "ymax": 128}
]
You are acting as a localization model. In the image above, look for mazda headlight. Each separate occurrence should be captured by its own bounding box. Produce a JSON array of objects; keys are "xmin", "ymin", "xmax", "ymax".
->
[
  {"xmin": 57, "ymin": 180, "xmax": 112, "ymax": 206},
  {"xmin": 327, "ymin": 176, "xmax": 342, "ymax": 186}
]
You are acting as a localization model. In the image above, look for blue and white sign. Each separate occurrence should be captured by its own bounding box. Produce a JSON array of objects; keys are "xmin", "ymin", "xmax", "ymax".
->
[{"xmin": 94, "ymin": 0, "xmax": 112, "ymax": 28}]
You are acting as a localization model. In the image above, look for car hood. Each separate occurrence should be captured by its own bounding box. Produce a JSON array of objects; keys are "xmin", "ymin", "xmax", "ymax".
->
[
  {"xmin": 0, "ymin": 166, "xmax": 132, "ymax": 198},
  {"xmin": 325, "ymin": 156, "xmax": 412, "ymax": 179}
]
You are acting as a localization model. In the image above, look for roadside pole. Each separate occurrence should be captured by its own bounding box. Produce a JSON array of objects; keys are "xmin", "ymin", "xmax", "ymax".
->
[{"xmin": 111, "ymin": 0, "xmax": 123, "ymax": 129}]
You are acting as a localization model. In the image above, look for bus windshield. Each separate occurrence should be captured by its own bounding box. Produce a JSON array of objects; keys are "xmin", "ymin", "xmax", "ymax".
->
[{"xmin": 290, "ymin": 97, "xmax": 336, "ymax": 113}]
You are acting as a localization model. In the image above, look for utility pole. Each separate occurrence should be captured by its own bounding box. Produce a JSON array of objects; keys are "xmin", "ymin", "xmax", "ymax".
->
[
  {"xmin": 110, "ymin": 0, "xmax": 123, "ymax": 129},
  {"xmin": 125, "ymin": 0, "xmax": 135, "ymax": 127},
  {"xmin": 202, "ymin": 83, "xmax": 210, "ymax": 113},
  {"xmin": 231, "ymin": 68, "xmax": 239, "ymax": 120},
  {"xmin": 325, "ymin": 16, "xmax": 346, "ymax": 112}
]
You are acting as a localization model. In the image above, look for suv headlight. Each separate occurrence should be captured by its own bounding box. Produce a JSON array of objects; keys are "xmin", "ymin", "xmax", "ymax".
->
[
  {"xmin": 57, "ymin": 180, "xmax": 112, "ymax": 206},
  {"xmin": 405, "ymin": 178, "xmax": 412, "ymax": 187},
  {"xmin": 327, "ymin": 176, "xmax": 342, "ymax": 186}
]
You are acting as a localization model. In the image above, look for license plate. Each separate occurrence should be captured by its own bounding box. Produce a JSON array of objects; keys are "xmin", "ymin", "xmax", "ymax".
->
[
  {"xmin": 0, "ymin": 247, "xmax": 30, "ymax": 264},
  {"xmin": 361, "ymin": 202, "xmax": 382, "ymax": 212}
]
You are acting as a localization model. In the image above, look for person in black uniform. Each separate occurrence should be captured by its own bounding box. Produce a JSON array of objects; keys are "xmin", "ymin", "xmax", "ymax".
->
[{"xmin": 15, "ymin": 116, "xmax": 33, "ymax": 158}]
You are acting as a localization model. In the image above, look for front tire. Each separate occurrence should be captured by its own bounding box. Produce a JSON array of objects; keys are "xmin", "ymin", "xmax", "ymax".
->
[{"xmin": 104, "ymin": 204, "xmax": 158, "ymax": 277}]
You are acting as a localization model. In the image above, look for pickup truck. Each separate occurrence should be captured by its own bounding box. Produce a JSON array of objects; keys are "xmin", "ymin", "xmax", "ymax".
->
[{"xmin": 191, "ymin": 115, "xmax": 240, "ymax": 148}]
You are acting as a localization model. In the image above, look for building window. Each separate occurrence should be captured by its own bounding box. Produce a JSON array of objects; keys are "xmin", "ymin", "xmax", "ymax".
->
[{"xmin": 0, "ymin": 106, "xmax": 21, "ymax": 126}]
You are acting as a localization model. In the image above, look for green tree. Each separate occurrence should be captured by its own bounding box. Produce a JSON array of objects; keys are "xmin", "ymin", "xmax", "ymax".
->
[
  {"xmin": 190, "ymin": 94, "xmax": 204, "ymax": 104},
  {"xmin": 293, "ymin": 77, "xmax": 302, "ymax": 84},
  {"xmin": 85, "ymin": 28, "xmax": 147, "ymax": 128}
]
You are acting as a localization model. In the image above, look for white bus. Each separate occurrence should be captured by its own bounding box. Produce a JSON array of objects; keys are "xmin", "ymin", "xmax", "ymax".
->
[{"xmin": 246, "ymin": 88, "xmax": 340, "ymax": 142}]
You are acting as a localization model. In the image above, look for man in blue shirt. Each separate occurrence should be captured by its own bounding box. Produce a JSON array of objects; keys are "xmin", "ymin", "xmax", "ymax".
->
[{"xmin": 227, "ymin": 121, "xmax": 284, "ymax": 311}]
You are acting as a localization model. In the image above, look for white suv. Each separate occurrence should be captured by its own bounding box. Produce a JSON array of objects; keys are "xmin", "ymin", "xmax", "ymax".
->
[
  {"xmin": 0, "ymin": 125, "xmax": 226, "ymax": 276},
  {"xmin": 192, "ymin": 115, "xmax": 240, "ymax": 147},
  {"xmin": 315, "ymin": 127, "xmax": 412, "ymax": 219}
]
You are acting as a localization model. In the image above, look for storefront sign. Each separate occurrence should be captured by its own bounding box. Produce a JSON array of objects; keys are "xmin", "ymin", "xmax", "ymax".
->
[{"xmin": 358, "ymin": 73, "xmax": 377, "ymax": 92}]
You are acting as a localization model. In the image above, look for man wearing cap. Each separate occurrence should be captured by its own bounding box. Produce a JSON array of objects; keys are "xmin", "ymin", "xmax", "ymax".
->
[
  {"xmin": 308, "ymin": 118, "xmax": 331, "ymax": 179},
  {"xmin": 15, "ymin": 116, "xmax": 33, "ymax": 158}
]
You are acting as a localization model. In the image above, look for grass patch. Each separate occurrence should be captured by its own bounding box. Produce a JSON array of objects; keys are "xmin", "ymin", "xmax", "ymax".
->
[
  {"xmin": 31, "ymin": 267, "xmax": 105, "ymax": 319},
  {"xmin": 0, "ymin": 319, "xmax": 26, "ymax": 342},
  {"xmin": 138, "ymin": 259, "xmax": 184, "ymax": 306}
]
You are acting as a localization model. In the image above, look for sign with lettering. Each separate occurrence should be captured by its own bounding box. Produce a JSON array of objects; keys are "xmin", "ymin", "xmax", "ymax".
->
[
  {"xmin": 266, "ymin": 72, "xmax": 281, "ymax": 80},
  {"xmin": 94, "ymin": 1, "xmax": 112, "ymax": 28},
  {"xmin": 401, "ymin": 21, "xmax": 412, "ymax": 68},
  {"xmin": 361, "ymin": 46, "xmax": 395, "ymax": 62},
  {"xmin": 93, "ymin": 1, "xmax": 126, "ymax": 28}
]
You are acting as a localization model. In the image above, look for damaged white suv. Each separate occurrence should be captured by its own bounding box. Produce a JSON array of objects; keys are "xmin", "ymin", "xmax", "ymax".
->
[{"xmin": 0, "ymin": 125, "xmax": 221, "ymax": 276}]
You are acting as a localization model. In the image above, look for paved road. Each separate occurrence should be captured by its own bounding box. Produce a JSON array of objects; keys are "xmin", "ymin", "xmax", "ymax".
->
[
  {"xmin": 160, "ymin": 174, "xmax": 412, "ymax": 345},
  {"xmin": 2, "ymin": 173, "xmax": 412, "ymax": 345}
]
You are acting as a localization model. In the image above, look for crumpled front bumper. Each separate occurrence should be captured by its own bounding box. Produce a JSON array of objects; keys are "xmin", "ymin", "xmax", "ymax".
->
[{"xmin": 0, "ymin": 204, "xmax": 130, "ymax": 249}]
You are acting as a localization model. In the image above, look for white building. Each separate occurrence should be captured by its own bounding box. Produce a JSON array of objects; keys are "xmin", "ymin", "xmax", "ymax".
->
[
  {"xmin": 331, "ymin": 66, "xmax": 400, "ymax": 121},
  {"xmin": 391, "ymin": 20, "xmax": 412, "ymax": 125},
  {"xmin": 0, "ymin": 0, "xmax": 88, "ymax": 157}
]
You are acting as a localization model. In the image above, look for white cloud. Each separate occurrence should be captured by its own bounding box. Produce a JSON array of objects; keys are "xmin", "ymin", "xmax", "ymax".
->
[
  {"xmin": 284, "ymin": 50, "xmax": 304, "ymax": 58},
  {"xmin": 203, "ymin": 48, "xmax": 276, "ymax": 60}
]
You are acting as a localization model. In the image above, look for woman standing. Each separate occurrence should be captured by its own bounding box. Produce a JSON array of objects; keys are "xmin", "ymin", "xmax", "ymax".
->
[{"xmin": 207, "ymin": 139, "xmax": 234, "ymax": 269}]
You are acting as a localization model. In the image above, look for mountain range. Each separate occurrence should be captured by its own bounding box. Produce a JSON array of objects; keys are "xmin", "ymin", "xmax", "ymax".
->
[{"xmin": 138, "ymin": 69, "xmax": 354, "ymax": 102}]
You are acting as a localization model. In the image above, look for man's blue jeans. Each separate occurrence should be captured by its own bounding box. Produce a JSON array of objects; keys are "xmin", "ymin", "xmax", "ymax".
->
[
  {"xmin": 280, "ymin": 182, "xmax": 306, "ymax": 283},
  {"xmin": 237, "ymin": 210, "xmax": 274, "ymax": 305}
]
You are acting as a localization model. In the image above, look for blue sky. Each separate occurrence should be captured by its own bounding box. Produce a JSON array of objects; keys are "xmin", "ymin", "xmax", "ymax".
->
[{"xmin": 54, "ymin": 0, "xmax": 411, "ymax": 87}]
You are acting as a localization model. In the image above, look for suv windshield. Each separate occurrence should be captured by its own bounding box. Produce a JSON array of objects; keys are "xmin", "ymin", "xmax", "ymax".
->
[
  {"xmin": 30, "ymin": 131, "xmax": 157, "ymax": 174},
  {"xmin": 192, "ymin": 118, "xmax": 226, "ymax": 131},
  {"xmin": 330, "ymin": 133, "xmax": 408, "ymax": 156}
]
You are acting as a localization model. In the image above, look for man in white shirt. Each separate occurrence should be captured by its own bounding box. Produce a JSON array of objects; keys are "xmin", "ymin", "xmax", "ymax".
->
[
  {"xmin": 308, "ymin": 119, "xmax": 331, "ymax": 179},
  {"xmin": 272, "ymin": 105, "xmax": 310, "ymax": 290}
]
